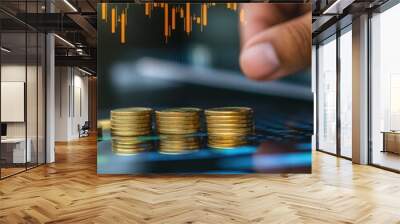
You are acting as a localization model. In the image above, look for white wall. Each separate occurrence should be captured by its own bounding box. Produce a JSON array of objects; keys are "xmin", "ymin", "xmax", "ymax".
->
[
  {"xmin": 1, "ymin": 63, "xmax": 46, "ymax": 164},
  {"xmin": 1, "ymin": 65, "xmax": 39, "ymax": 138},
  {"xmin": 54, "ymin": 67, "xmax": 89, "ymax": 141}
]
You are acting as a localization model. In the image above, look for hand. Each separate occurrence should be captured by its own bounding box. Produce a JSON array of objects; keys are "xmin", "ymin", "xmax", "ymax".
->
[{"xmin": 239, "ymin": 4, "xmax": 311, "ymax": 81}]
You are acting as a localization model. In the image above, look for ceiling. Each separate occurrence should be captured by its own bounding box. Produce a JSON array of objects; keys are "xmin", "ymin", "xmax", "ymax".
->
[{"xmin": 1, "ymin": 0, "xmax": 97, "ymax": 73}]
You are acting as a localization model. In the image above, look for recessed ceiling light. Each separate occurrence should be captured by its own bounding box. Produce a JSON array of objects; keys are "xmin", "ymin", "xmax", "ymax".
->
[
  {"xmin": 78, "ymin": 67, "xmax": 93, "ymax": 76},
  {"xmin": 63, "ymin": 0, "xmax": 78, "ymax": 12},
  {"xmin": 54, "ymin": 34, "xmax": 75, "ymax": 48},
  {"xmin": 1, "ymin": 47, "xmax": 11, "ymax": 53}
]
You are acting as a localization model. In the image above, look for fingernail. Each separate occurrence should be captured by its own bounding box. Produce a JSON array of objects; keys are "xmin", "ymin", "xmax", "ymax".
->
[{"xmin": 240, "ymin": 43, "xmax": 280, "ymax": 79}]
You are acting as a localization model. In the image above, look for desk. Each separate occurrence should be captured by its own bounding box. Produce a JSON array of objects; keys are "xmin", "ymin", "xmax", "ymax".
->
[
  {"xmin": 1, "ymin": 138, "xmax": 31, "ymax": 163},
  {"xmin": 382, "ymin": 131, "xmax": 400, "ymax": 154}
]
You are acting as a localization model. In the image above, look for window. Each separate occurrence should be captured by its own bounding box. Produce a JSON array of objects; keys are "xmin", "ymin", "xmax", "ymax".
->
[
  {"xmin": 339, "ymin": 28, "xmax": 352, "ymax": 158},
  {"xmin": 370, "ymin": 3, "xmax": 400, "ymax": 171},
  {"xmin": 317, "ymin": 36, "xmax": 337, "ymax": 154}
]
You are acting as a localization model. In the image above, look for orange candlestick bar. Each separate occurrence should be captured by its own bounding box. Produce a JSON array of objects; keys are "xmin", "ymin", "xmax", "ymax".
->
[
  {"xmin": 240, "ymin": 8, "xmax": 245, "ymax": 24},
  {"xmin": 145, "ymin": 3, "xmax": 150, "ymax": 16},
  {"xmin": 111, "ymin": 8, "xmax": 116, "ymax": 33},
  {"xmin": 233, "ymin": 3, "xmax": 238, "ymax": 11},
  {"xmin": 102, "ymin": 3, "xmax": 245, "ymax": 44},
  {"xmin": 171, "ymin": 7, "xmax": 176, "ymax": 30},
  {"xmin": 101, "ymin": 3, "xmax": 106, "ymax": 20},
  {"xmin": 185, "ymin": 3, "xmax": 190, "ymax": 34},
  {"xmin": 202, "ymin": 4, "xmax": 207, "ymax": 26},
  {"xmin": 164, "ymin": 4, "xmax": 169, "ymax": 39},
  {"xmin": 121, "ymin": 10, "xmax": 126, "ymax": 43}
]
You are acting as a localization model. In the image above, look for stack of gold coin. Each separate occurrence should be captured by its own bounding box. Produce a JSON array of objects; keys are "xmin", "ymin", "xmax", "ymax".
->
[
  {"xmin": 159, "ymin": 135, "xmax": 200, "ymax": 154},
  {"xmin": 110, "ymin": 107, "xmax": 153, "ymax": 154},
  {"xmin": 205, "ymin": 107, "xmax": 254, "ymax": 148},
  {"xmin": 156, "ymin": 108, "xmax": 201, "ymax": 135},
  {"xmin": 111, "ymin": 136, "xmax": 152, "ymax": 155},
  {"xmin": 156, "ymin": 108, "xmax": 202, "ymax": 153}
]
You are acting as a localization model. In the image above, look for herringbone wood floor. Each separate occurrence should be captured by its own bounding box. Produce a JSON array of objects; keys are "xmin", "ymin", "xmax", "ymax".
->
[{"xmin": 1, "ymin": 136, "xmax": 400, "ymax": 224}]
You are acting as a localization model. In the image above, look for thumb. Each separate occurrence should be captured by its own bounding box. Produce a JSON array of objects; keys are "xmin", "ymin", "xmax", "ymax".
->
[{"xmin": 240, "ymin": 11, "xmax": 311, "ymax": 81}]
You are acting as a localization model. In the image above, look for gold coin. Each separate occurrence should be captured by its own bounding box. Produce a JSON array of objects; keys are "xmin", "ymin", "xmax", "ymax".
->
[
  {"xmin": 160, "ymin": 139, "xmax": 199, "ymax": 143},
  {"xmin": 207, "ymin": 127, "xmax": 253, "ymax": 132},
  {"xmin": 208, "ymin": 140, "xmax": 247, "ymax": 145},
  {"xmin": 157, "ymin": 125, "xmax": 200, "ymax": 129},
  {"xmin": 111, "ymin": 123, "xmax": 152, "ymax": 128},
  {"xmin": 206, "ymin": 123, "xmax": 253, "ymax": 128},
  {"xmin": 160, "ymin": 145, "xmax": 199, "ymax": 150},
  {"xmin": 111, "ymin": 127, "xmax": 151, "ymax": 132},
  {"xmin": 156, "ymin": 116, "xmax": 200, "ymax": 120},
  {"xmin": 157, "ymin": 126, "xmax": 199, "ymax": 130},
  {"xmin": 111, "ymin": 116, "xmax": 152, "ymax": 122},
  {"xmin": 206, "ymin": 115, "xmax": 252, "ymax": 120},
  {"xmin": 113, "ymin": 142, "xmax": 150, "ymax": 147},
  {"xmin": 112, "ymin": 143, "xmax": 151, "ymax": 149},
  {"xmin": 112, "ymin": 151, "xmax": 140, "ymax": 156},
  {"xmin": 111, "ymin": 124, "xmax": 152, "ymax": 129},
  {"xmin": 208, "ymin": 135, "xmax": 247, "ymax": 140},
  {"xmin": 208, "ymin": 142, "xmax": 245, "ymax": 146},
  {"xmin": 111, "ymin": 107, "xmax": 152, "ymax": 115},
  {"xmin": 205, "ymin": 107, "xmax": 252, "ymax": 116},
  {"xmin": 111, "ymin": 115, "xmax": 151, "ymax": 120},
  {"xmin": 112, "ymin": 141, "xmax": 148, "ymax": 146},
  {"xmin": 157, "ymin": 128, "xmax": 199, "ymax": 134},
  {"xmin": 159, "ymin": 145, "xmax": 200, "ymax": 150},
  {"xmin": 111, "ymin": 113, "xmax": 151, "ymax": 117},
  {"xmin": 156, "ymin": 119, "xmax": 200, "ymax": 124},
  {"xmin": 112, "ymin": 148, "xmax": 149, "ymax": 154},
  {"xmin": 111, "ymin": 119, "xmax": 151, "ymax": 124},
  {"xmin": 207, "ymin": 125, "xmax": 254, "ymax": 130},
  {"xmin": 112, "ymin": 148, "xmax": 147, "ymax": 155},
  {"xmin": 111, "ymin": 131, "xmax": 151, "ymax": 137},
  {"xmin": 159, "ymin": 148, "xmax": 197, "ymax": 153},
  {"xmin": 208, "ymin": 132, "xmax": 251, "ymax": 137},
  {"xmin": 111, "ymin": 136, "xmax": 146, "ymax": 140},
  {"xmin": 157, "ymin": 121, "xmax": 200, "ymax": 125},
  {"xmin": 160, "ymin": 140, "xmax": 200, "ymax": 145},
  {"xmin": 208, "ymin": 141, "xmax": 246, "ymax": 146},
  {"xmin": 208, "ymin": 145, "xmax": 244, "ymax": 149},
  {"xmin": 206, "ymin": 116, "xmax": 252, "ymax": 120},
  {"xmin": 206, "ymin": 121, "xmax": 253, "ymax": 126},
  {"xmin": 156, "ymin": 107, "xmax": 201, "ymax": 117},
  {"xmin": 157, "ymin": 125, "xmax": 200, "ymax": 130},
  {"xmin": 113, "ymin": 146, "xmax": 150, "ymax": 151},
  {"xmin": 160, "ymin": 143, "xmax": 199, "ymax": 147},
  {"xmin": 160, "ymin": 137, "xmax": 199, "ymax": 142},
  {"xmin": 111, "ymin": 136, "xmax": 148, "ymax": 143},
  {"xmin": 159, "ymin": 149, "xmax": 197, "ymax": 154},
  {"xmin": 111, "ymin": 129, "xmax": 152, "ymax": 133},
  {"xmin": 157, "ymin": 126, "xmax": 200, "ymax": 131},
  {"xmin": 111, "ymin": 126, "xmax": 152, "ymax": 131}
]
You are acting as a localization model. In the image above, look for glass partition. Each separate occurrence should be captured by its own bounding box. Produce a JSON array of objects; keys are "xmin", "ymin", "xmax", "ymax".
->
[
  {"xmin": 1, "ymin": 30, "xmax": 28, "ymax": 177},
  {"xmin": 0, "ymin": 1, "xmax": 46, "ymax": 179},
  {"xmin": 370, "ymin": 4, "xmax": 400, "ymax": 171},
  {"xmin": 317, "ymin": 36, "xmax": 337, "ymax": 154},
  {"xmin": 339, "ymin": 28, "xmax": 352, "ymax": 158}
]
